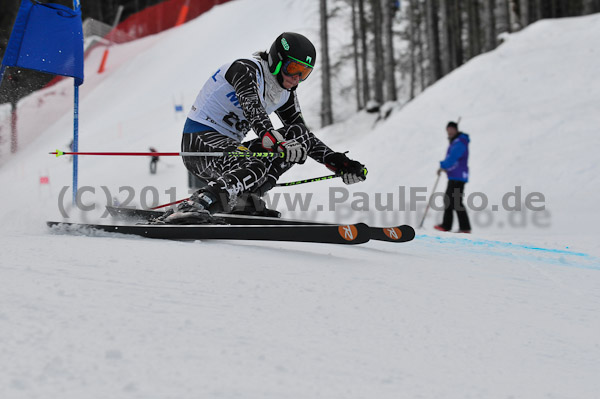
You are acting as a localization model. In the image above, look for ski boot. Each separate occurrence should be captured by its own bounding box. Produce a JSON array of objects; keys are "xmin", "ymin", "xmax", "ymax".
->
[
  {"xmin": 231, "ymin": 193, "xmax": 281, "ymax": 218},
  {"xmin": 151, "ymin": 185, "xmax": 228, "ymax": 225}
]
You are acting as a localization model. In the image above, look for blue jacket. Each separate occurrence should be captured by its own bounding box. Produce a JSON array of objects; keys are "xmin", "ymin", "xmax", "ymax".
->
[{"xmin": 440, "ymin": 133, "xmax": 469, "ymax": 182}]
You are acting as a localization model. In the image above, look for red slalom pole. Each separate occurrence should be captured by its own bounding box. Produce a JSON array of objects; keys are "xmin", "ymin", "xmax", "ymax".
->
[
  {"xmin": 97, "ymin": 48, "xmax": 110, "ymax": 73},
  {"xmin": 50, "ymin": 150, "xmax": 284, "ymax": 158},
  {"xmin": 52, "ymin": 150, "xmax": 182, "ymax": 157},
  {"xmin": 175, "ymin": 0, "xmax": 190, "ymax": 26},
  {"xmin": 151, "ymin": 197, "xmax": 189, "ymax": 210}
]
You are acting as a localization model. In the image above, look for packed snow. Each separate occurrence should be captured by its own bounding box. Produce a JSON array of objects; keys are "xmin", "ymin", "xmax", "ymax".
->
[{"xmin": 1, "ymin": 0, "xmax": 599, "ymax": 398}]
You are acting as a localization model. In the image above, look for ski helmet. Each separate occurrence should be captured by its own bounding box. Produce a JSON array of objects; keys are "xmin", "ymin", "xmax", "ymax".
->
[{"xmin": 267, "ymin": 32, "xmax": 316, "ymax": 86}]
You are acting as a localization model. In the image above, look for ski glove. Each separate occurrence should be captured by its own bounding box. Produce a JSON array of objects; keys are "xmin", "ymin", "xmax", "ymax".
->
[
  {"xmin": 261, "ymin": 130, "xmax": 307, "ymax": 164},
  {"xmin": 324, "ymin": 152, "xmax": 368, "ymax": 185}
]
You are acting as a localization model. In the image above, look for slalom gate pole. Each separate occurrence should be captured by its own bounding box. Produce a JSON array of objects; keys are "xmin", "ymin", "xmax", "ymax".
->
[
  {"xmin": 418, "ymin": 174, "xmax": 441, "ymax": 229},
  {"xmin": 72, "ymin": 84, "xmax": 79, "ymax": 205},
  {"xmin": 151, "ymin": 198, "xmax": 187, "ymax": 210},
  {"xmin": 150, "ymin": 174, "xmax": 341, "ymax": 210}
]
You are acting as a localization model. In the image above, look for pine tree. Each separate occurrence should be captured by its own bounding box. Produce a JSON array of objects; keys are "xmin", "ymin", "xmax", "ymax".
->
[{"xmin": 320, "ymin": 0, "xmax": 333, "ymax": 126}]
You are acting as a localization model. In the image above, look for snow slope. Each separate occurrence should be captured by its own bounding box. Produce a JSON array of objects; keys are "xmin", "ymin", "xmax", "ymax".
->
[{"xmin": 1, "ymin": 1, "xmax": 599, "ymax": 398}]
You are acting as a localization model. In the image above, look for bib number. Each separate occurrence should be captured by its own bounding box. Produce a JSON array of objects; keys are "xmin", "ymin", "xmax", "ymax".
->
[{"xmin": 223, "ymin": 112, "xmax": 250, "ymax": 133}]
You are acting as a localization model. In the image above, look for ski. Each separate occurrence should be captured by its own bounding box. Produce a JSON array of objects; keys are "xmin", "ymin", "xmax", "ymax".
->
[
  {"xmin": 105, "ymin": 205, "xmax": 415, "ymax": 243},
  {"xmin": 47, "ymin": 221, "xmax": 371, "ymax": 245}
]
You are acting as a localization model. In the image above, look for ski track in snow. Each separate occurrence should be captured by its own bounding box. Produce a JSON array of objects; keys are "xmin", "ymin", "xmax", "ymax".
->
[{"xmin": 415, "ymin": 234, "xmax": 600, "ymax": 271}]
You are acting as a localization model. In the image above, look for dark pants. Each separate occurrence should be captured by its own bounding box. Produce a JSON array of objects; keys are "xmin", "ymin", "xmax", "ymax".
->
[
  {"xmin": 441, "ymin": 180, "xmax": 471, "ymax": 231},
  {"xmin": 181, "ymin": 124, "xmax": 317, "ymax": 202},
  {"xmin": 149, "ymin": 157, "xmax": 158, "ymax": 174}
]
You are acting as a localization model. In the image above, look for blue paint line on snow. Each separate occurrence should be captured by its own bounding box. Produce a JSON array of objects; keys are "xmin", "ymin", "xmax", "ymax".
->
[
  {"xmin": 417, "ymin": 234, "xmax": 589, "ymax": 256},
  {"xmin": 414, "ymin": 234, "xmax": 600, "ymax": 271}
]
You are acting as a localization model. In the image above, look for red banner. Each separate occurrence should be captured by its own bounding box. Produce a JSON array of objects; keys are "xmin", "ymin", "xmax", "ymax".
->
[{"xmin": 107, "ymin": 0, "xmax": 231, "ymax": 43}]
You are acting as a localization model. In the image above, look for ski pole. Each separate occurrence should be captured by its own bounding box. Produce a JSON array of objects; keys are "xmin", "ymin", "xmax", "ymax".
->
[
  {"xmin": 150, "ymin": 174, "xmax": 341, "ymax": 210},
  {"xmin": 50, "ymin": 150, "xmax": 284, "ymax": 158},
  {"xmin": 276, "ymin": 174, "xmax": 337, "ymax": 187},
  {"xmin": 418, "ymin": 173, "xmax": 441, "ymax": 228}
]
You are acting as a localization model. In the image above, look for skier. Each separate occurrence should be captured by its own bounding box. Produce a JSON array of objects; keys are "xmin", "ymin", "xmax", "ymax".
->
[
  {"xmin": 149, "ymin": 147, "xmax": 159, "ymax": 174},
  {"xmin": 158, "ymin": 32, "xmax": 367, "ymax": 224},
  {"xmin": 435, "ymin": 121, "xmax": 472, "ymax": 233}
]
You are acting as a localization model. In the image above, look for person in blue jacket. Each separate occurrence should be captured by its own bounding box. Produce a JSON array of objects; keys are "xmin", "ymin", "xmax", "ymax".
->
[{"xmin": 435, "ymin": 121, "xmax": 472, "ymax": 233}]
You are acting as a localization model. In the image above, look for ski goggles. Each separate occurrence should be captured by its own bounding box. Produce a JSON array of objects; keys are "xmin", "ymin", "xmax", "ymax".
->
[{"xmin": 281, "ymin": 57, "xmax": 314, "ymax": 81}]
